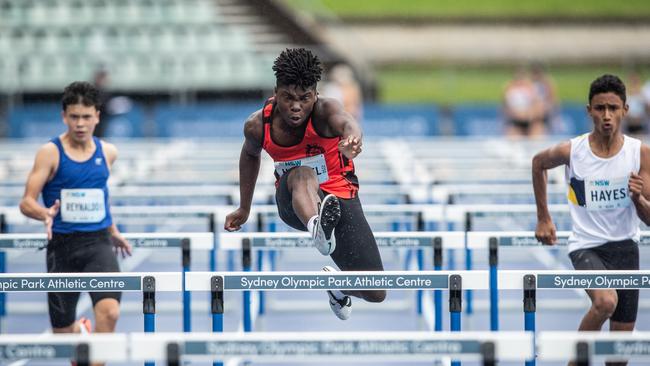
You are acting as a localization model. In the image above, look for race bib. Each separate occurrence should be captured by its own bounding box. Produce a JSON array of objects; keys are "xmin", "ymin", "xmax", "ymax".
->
[
  {"xmin": 585, "ymin": 176, "xmax": 631, "ymax": 211},
  {"xmin": 274, "ymin": 154, "xmax": 329, "ymax": 184},
  {"xmin": 60, "ymin": 189, "xmax": 106, "ymax": 223}
]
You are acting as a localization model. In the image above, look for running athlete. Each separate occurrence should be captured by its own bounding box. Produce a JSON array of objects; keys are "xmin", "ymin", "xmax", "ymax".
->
[
  {"xmin": 533, "ymin": 75, "xmax": 648, "ymax": 362},
  {"xmin": 20, "ymin": 82, "xmax": 132, "ymax": 343},
  {"xmin": 224, "ymin": 48, "xmax": 386, "ymax": 320}
]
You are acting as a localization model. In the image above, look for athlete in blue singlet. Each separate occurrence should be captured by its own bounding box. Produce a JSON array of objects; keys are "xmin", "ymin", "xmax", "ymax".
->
[{"xmin": 20, "ymin": 81, "xmax": 132, "ymax": 339}]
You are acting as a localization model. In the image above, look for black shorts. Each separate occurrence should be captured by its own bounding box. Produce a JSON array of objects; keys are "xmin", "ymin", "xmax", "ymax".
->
[
  {"xmin": 275, "ymin": 170, "xmax": 384, "ymax": 271},
  {"xmin": 47, "ymin": 228, "xmax": 121, "ymax": 328},
  {"xmin": 569, "ymin": 239, "xmax": 639, "ymax": 323}
]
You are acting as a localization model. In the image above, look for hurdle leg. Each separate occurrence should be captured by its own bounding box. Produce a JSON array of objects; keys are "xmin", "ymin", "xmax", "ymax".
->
[
  {"xmin": 433, "ymin": 238, "xmax": 443, "ymax": 331},
  {"xmin": 143, "ymin": 276, "xmax": 156, "ymax": 366},
  {"xmin": 182, "ymin": 238, "xmax": 191, "ymax": 332},
  {"xmin": 0, "ymin": 251, "xmax": 5, "ymax": 333},
  {"xmin": 489, "ymin": 238, "xmax": 498, "ymax": 331},
  {"xmin": 524, "ymin": 274, "xmax": 536, "ymax": 366},
  {"xmin": 417, "ymin": 248, "xmax": 424, "ymax": 315},
  {"xmin": 449, "ymin": 274, "xmax": 462, "ymax": 366},
  {"xmin": 211, "ymin": 276, "xmax": 224, "ymax": 366},
  {"xmin": 242, "ymin": 238, "xmax": 252, "ymax": 332}
]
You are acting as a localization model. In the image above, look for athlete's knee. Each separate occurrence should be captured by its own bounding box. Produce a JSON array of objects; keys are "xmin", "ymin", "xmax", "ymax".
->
[
  {"xmin": 592, "ymin": 294, "xmax": 617, "ymax": 318},
  {"xmin": 95, "ymin": 299, "xmax": 120, "ymax": 324},
  {"xmin": 363, "ymin": 290, "xmax": 386, "ymax": 303}
]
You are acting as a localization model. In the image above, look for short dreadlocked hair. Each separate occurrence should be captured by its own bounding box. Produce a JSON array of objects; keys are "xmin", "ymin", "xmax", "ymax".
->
[
  {"xmin": 589, "ymin": 74, "xmax": 626, "ymax": 104},
  {"xmin": 272, "ymin": 48, "xmax": 322, "ymax": 89}
]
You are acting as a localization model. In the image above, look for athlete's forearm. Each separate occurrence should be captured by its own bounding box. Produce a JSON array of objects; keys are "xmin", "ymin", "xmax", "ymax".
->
[
  {"xmin": 633, "ymin": 196, "xmax": 650, "ymax": 226},
  {"xmin": 532, "ymin": 155, "xmax": 552, "ymax": 222},
  {"xmin": 19, "ymin": 197, "xmax": 48, "ymax": 221},
  {"xmin": 238, "ymin": 150, "xmax": 261, "ymax": 212}
]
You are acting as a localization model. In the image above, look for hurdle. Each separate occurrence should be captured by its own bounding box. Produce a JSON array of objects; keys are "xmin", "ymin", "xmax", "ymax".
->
[
  {"xmin": 0, "ymin": 232, "xmax": 211, "ymax": 334},
  {"xmin": 538, "ymin": 331, "xmax": 650, "ymax": 365},
  {"xmin": 219, "ymin": 231, "xmax": 466, "ymax": 332},
  {"xmin": 0, "ymin": 331, "xmax": 534, "ymax": 365},
  {"xmin": 467, "ymin": 231, "xmax": 650, "ymax": 334},
  {"xmin": 0, "ymin": 333, "xmax": 128, "ymax": 365},
  {"xmin": 132, "ymin": 331, "xmax": 532, "ymax": 365}
]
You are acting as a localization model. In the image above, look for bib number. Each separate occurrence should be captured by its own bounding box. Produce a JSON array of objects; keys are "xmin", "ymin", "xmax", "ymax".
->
[
  {"xmin": 60, "ymin": 189, "xmax": 106, "ymax": 223},
  {"xmin": 274, "ymin": 154, "xmax": 329, "ymax": 184},
  {"xmin": 585, "ymin": 176, "xmax": 630, "ymax": 211}
]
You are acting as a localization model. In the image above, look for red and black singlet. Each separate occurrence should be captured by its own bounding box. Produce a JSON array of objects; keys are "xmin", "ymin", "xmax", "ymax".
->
[{"xmin": 261, "ymin": 97, "xmax": 359, "ymax": 199}]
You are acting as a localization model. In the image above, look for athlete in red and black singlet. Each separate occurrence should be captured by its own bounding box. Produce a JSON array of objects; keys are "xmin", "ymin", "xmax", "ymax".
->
[
  {"xmin": 224, "ymin": 48, "xmax": 385, "ymax": 312},
  {"xmin": 262, "ymin": 97, "xmax": 359, "ymax": 199}
]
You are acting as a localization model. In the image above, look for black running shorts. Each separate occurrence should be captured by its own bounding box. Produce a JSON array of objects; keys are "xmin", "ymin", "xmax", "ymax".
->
[
  {"xmin": 275, "ymin": 168, "xmax": 384, "ymax": 271},
  {"xmin": 569, "ymin": 239, "xmax": 639, "ymax": 323},
  {"xmin": 47, "ymin": 228, "xmax": 121, "ymax": 328}
]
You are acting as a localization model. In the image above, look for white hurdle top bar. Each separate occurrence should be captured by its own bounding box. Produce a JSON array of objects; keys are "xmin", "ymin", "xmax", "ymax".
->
[
  {"xmin": 467, "ymin": 231, "xmax": 650, "ymax": 249},
  {"xmin": 538, "ymin": 332, "xmax": 650, "ymax": 361},
  {"xmin": 187, "ymin": 270, "xmax": 650, "ymax": 291},
  {"xmin": 0, "ymin": 334, "xmax": 128, "ymax": 362},
  {"xmin": 0, "ymin": 272, "xmax": 181, "ymax": 292},
  {"xmin": 219, "ymin": 231, "xmax": 465, "ymax": 250},
  {"xmin": 0, "ymin": 232, "xmax": 214, "ymax": 250},
  {"xmin": 130, "ymin": 331, "xmax": 533, "ymax": 362},
  {"xmin": 0, "ymin": 332, "xmax": 533, "ymax": 362},
  {"xmin": 187, "ymin": 271, "xmax": 487, "ymax": 291},
  {"xmin": 1, "ymin": 270, "xmax": 647, "ymax": 293}
]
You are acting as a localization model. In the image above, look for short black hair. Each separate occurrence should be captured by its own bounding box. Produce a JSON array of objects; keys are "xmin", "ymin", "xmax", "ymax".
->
[
  {"xmin": 272, "ymin": 48, "xmax": 322, "ymax": 89},
  {"xmin": 61, "ymin": 81, "xmax": 100, "ymax": 111},
  {"xmin": 589, "ymin": 74, "xmax": 626, "ymax": 104}
]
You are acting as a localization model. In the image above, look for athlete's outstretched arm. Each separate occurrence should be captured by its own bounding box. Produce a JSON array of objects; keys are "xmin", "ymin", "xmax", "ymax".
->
[
  {"xmin": 224, "ymin": 113, "xmax": 263, "ymax": 231},
  {"xmin": 100, "ymin": 141, "xmax": 132, "ymax": 257},
  {"xmin": 19, "ymin": 143, "xmax": 60, "ymax": 239},
  {"xmin": 323, "ymin": 99, "xmax": 363, "ymax": 160},
  {"xmin": 630, "ymin": 144, "xmax": 650, "ymax": 225},
  {"xmin": 532, "ymin": 141, "xmax": 570, "ymax": 245}
]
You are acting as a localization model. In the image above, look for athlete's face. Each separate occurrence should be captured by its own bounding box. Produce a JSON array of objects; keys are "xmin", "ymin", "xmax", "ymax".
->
[
  {"xmin": 587, "ymin": 92, "xmax": 628, "ymax": 137},
  {"xmin": 62, "ymin": 103, "xmax": 99, "ymax": 143},
  {"xmin": 274, "ymin": 84, "xmax": 317, "ymax": 128}
]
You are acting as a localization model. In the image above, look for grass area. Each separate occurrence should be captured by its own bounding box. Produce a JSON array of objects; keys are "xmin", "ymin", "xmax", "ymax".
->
[
  {"xmin": 286, "ymin": 0, "xmax": 650, "ymax": 19},
  {"xmin": 377, "ymin": 65, "xmax": 650, "ymax": 105}
]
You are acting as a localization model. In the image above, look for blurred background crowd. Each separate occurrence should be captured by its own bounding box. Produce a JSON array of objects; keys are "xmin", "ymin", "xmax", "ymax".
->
[{"xmin": 0, "ymin": 0, "xmax": 649, "ymax": 140}]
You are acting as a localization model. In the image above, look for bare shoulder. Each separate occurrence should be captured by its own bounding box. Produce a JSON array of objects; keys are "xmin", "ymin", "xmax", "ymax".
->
[
  {"xmin": 35, "ymin": 142, "xmax": 59, "ymax": 164},
  {"xmin": 315, "ymin": 97, "xmax": 344, "ymax": 117},
  {"xmin": 243, "ymin": 109, "xmax": 264, "ymax": 144},
  {"xmin": 100, "ymin": 140, "xmax": 118, "ymax": 163},
  {"xmin": 313, "ymin": 97, "xmax": 352, "ymax": 136},
  {"xmin": 533, "ymin": 140, "xmax": 570, "ymax": 167}
]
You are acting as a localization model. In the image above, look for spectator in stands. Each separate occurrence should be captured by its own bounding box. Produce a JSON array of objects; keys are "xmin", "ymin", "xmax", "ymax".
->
[
  {"xmin": 224, "ymin": 48, "xmax": 385, "ymax": 321},
  {"xmin": 533, "ymin": 75, "xmax": 646, "ymax": 359},
  {"xmin": 503, "ymin": 67, "xmax": 545, "ymax": 137},
  {"xmin": 625, "ymin": 71, "xmax": 648, "ymax": 137},
  {"xmin": 19, "ymin": 81, "xmax": 131, "ymax": 347},
  {"xmin": 320, "ymin": 63, "xmax": 364, "ymax": 121},
  {"xmin": 530, "ymin": 62, "xmax": 559, "ymax": 132},
  {"xmin": 92, "ymin": 67, "xmax": 113, "ymax": 138}
]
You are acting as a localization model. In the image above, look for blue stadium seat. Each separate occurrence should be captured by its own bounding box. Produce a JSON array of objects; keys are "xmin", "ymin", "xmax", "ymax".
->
[
  {"xmin": 8, "ymin": 102, "xmax": 145, "ymax": 138},
  {"xmin": 154, "ymin": 103, "xmax": 260, "ymax": 138},
  {"xmin": 8, "ymin": 103, "xmax": 64, "ymax": 138},
  {"xmin": 362, "ymin": 104, "xmax": 440, "ymax": 136},
  {"xmin": 451, "ymin": 104, "xmax": 502, "ymax": 136}
]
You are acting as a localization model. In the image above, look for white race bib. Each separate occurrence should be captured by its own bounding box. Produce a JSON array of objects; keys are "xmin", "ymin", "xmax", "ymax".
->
[
  {"xmin": 585, "ymin": 176, "xmax": 631, "ymax": 211},
  {"xmin": 274, "ymin": 154, "xmax": 329, "ymax": 184},
  {"xmin": 60, "ymin": 189, "xmax": 106, "ymax": 223}
]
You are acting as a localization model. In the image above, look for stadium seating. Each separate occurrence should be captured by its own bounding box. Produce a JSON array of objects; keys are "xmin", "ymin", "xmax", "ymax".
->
[{"xmin": 0, "ymin": 0, "xmax": 277, "ymax": 92}]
